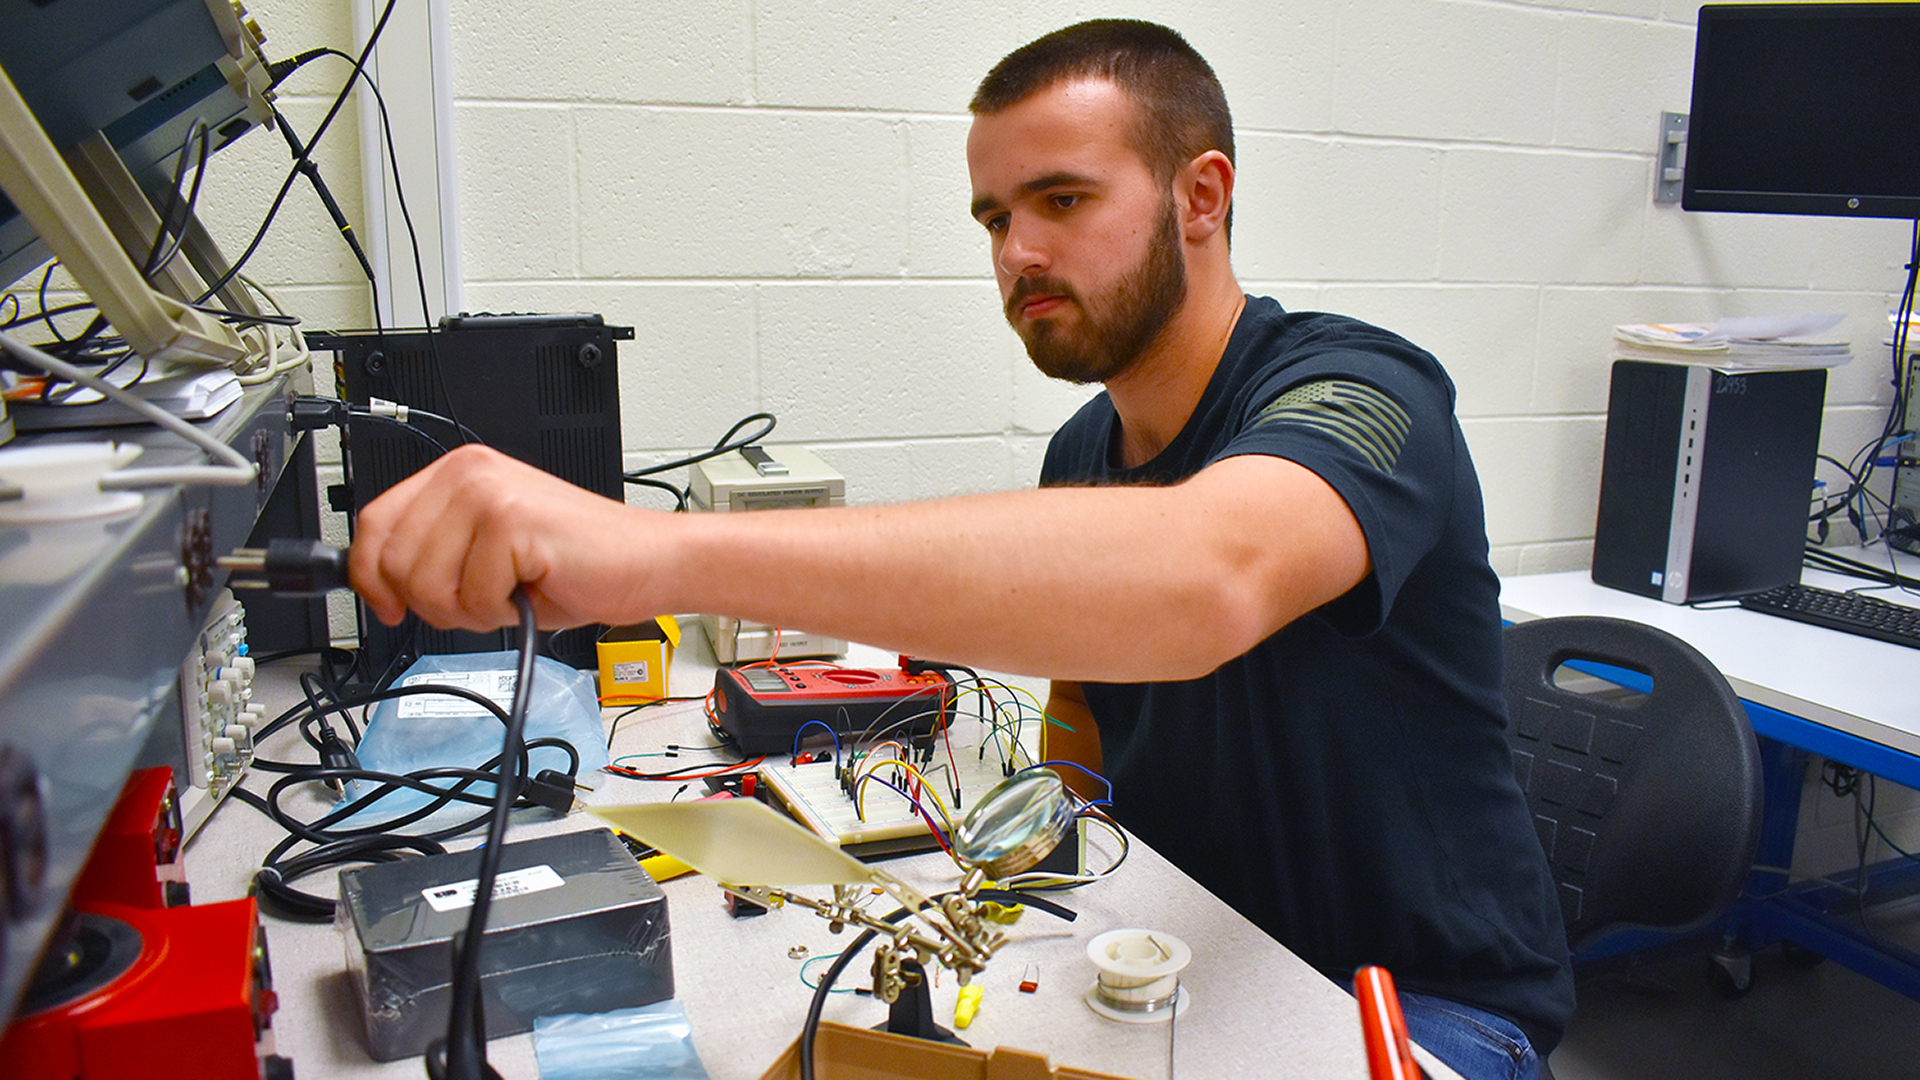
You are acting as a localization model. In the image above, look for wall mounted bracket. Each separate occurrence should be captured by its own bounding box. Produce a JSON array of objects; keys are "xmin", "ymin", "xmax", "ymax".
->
[{"xmin": 1655, "ymin": 111, "xmax": 1689, "ymax": 204}]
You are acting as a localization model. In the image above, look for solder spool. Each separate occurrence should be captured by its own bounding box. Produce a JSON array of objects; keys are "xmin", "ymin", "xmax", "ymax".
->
[{"xmin": 1084, "ymin": 928, "xmax": 1190, "ymax": 1023}]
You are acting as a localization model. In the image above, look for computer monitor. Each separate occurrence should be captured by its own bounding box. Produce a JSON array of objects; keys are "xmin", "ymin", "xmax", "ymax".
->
[{"xmin": 1683, "ymin": 3, "xmax": 1920, "ymax": 220}]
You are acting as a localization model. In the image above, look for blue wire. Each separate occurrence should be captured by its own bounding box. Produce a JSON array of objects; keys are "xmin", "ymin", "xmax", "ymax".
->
[
  {"xmin": 1027, "ymin": 759, "xmax": 1114, "ymax": 808},
  {"xmin": 790, "ymin": 719, "xmax": 842, "ymax": 760}
]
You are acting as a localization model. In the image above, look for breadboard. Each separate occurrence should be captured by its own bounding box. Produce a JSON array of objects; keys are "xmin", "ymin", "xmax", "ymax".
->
[{"xmin": 759, "ymin": 748, "xmax": 1021, "ymax": 857}]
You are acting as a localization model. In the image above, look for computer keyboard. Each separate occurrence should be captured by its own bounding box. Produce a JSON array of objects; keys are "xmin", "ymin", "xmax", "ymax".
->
[{"xmin": 1736, "ymin": 583, "xmax": 1920, "ymax": 650}]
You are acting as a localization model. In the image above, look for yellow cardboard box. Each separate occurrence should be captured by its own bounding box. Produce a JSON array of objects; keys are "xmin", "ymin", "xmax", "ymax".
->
[{"xmin": 596, "ymin": 615, "xmax": 681, "ymax": 703}]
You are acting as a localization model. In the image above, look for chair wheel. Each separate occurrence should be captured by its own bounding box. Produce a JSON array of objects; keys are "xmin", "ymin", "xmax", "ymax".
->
[{"xmin": 1710, "ymin": 950, "xmax": 1753, "ymax": 999}]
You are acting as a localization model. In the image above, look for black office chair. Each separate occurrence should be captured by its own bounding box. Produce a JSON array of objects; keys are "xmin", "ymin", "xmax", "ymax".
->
[{"xmin": 1503, "ymin": 615, "xmax": 1763, "ymax": 971}]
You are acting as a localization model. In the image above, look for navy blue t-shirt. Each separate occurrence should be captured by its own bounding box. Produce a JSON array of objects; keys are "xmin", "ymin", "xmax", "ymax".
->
[{"xmin": 1039, "ymin": 295, "xmax": 1574, "ymax": 1051}]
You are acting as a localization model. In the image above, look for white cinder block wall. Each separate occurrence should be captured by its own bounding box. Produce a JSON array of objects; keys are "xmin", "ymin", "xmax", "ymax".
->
[
  {"xmin": 204, "ymin": 0, "xmax": 1908, "ymax": 576},
  {"xmin": 441, "ymin": 0, "xmax": 1903, "ymax": 577}
]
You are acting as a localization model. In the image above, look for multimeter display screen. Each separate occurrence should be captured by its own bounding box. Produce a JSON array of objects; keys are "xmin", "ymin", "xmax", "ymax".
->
[{"xmin": 742, "ymin": 670, "xmax": 788, "ymax": 693}]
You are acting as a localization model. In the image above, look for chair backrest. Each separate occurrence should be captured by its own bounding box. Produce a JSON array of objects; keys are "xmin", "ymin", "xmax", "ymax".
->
[{"xmin": 1503, "ymin": 615, "xmax": 1762, "ymax": 954}]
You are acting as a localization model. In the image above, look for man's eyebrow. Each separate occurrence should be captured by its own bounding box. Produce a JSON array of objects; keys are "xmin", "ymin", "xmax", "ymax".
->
[{"xmin": 971, "ymin": 171, "xmax": 1101, "ymax": 220}]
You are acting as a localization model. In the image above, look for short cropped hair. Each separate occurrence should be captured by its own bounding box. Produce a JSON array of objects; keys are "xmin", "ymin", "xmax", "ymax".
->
[{"xmin": 970, "ymin": 19, "xmax": 1234, "ymax": 186}]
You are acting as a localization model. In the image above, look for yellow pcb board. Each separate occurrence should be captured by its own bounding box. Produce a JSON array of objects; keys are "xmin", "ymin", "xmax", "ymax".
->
[{"xmin": 588, "ymin": 798, "xmax": 877, "ymax": 886}]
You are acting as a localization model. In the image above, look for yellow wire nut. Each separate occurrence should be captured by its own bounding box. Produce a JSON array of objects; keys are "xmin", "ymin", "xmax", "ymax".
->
[{"xmin": 954, "ymin": 984, "xmax": 984, "ymax": 1028}]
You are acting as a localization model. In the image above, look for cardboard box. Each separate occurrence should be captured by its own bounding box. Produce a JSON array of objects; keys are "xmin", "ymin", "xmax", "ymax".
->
[
  {"xmin": 338, "ymin": 828, "xmax": 672, "ymax": 1061},
  {"xmin": 597, "ymin": 615, "xmax": 680, "ymax": 702},
  {"xmin": 758, "ymin": 1023, "xmax": 1138, "ymax": 1080}
]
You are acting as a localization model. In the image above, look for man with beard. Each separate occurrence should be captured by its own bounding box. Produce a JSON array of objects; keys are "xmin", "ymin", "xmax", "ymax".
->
[{"xmin": 351, "ymin": 20, "xmax": 1571, "ymax": 1080}]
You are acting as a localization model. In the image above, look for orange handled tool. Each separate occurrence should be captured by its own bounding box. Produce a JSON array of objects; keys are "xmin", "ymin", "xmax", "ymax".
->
[{"xmin": 1355, "ymin": 965, "xmax": 1424, "ymax": 1080}]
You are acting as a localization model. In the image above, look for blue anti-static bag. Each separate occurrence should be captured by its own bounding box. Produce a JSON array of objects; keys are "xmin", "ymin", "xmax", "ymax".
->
[
  {"xmin": 345, "ymin": 651, "xmax": 608, "ymax": 827},
  {"xmin": 533, "ymin": 1000, "xmax": 712, "ymax": 1080}
]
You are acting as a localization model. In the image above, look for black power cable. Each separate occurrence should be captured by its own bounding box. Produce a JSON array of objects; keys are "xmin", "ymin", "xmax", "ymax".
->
[
  {"xmin": 427, "ymin": 588, "xmax": 538, "ymax": 1080},
  {"xmin": 625, "ymin": 412, "xmax": 779, "ymax": 510},
  {"xmin": 225, "ymin": 549, "xmax": 554, "ymax": 1079}
]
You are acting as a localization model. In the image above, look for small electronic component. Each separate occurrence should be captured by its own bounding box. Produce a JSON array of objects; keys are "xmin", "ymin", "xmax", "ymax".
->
[{"xmin": 954, "ymin": 984, "xmax": 983, "ymax": 1029}]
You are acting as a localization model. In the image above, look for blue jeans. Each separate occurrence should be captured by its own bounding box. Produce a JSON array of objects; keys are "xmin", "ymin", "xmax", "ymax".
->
[
  {"xmin": 1393, "ymin": 988, "xmax": 1539, "ymax": 1080},
  {"xmin": 1336, "ymin": 978, "xmax": 1540, "ymax": 1080}
]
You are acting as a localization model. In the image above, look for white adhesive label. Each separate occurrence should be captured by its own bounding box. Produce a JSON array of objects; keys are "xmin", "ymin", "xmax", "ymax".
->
[
  {"xmin": 612, "ymin": 660, "xmax": 650, "ymax": 684},
  {"xmin": 397, "ymin": 669, "xmax": 518, "ymax": 718},
  {"xmin": 421, "ymin": 864, "xmax": 565, "ymax": 913}
]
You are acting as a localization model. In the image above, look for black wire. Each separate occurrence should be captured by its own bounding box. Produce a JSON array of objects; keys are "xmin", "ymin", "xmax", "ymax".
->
[
  {"xmin": 252, "ymin": 680, "xmax": 513, "ymax": 759},
  {"xmin": 349, "ymin": 409, "xmax": 451, "ymax": 457},
  {"xmin": 255, "ymin": 743, "xmax": 570, "ymax": 847},
  {"xmin": 237, "ymin": 653, "xmax": 581, "ymax": 935},
  {"xmin": 141, "ymin": 119, "xmax": 211, "ymax": 282},
  {"xmin": 190, "ymin": 301, "xmax": 303, "ymax": 326},
  {"xmin": 369, "ymin": 404, "xmax": 484, "ymax": 448},
  {"xmin": 797, "ymin": 889, "xmax": 1075, "ymax": 1080},
  {"xmin": 240, "ymin": 792, "xmax": 447, "ymax": 923},
  {"xmin": 428, "ymin": 589, "xmax": 537, "ymax": 1080},
  {"xmin": 627, "ymin": 476, "xmax": 689, "ymax": 510},
  {"xmin": 1832, "ymin": 219, "xmax": 1920, "ymax": 541},
  {"xmin": 326, "ymin": 44, "xmax": 469, "ymax": 442},
  {"xmin": 34, "ymin": 264, "xmax": 72, "ymax": 346},
  {"xmin": 624, "ymin": 413, "xmax": 779, "ymax": 505},
  {"xmin": 0, "ymin": 298, "xmax": 94, "ymax": 335},
  {"xmin": 1803, "ymin": 544, "xmax": 1920, "ymax": 594},
  {"xmin": 197, "ymin": 0, "xmax": 400, "ymax": 304}
]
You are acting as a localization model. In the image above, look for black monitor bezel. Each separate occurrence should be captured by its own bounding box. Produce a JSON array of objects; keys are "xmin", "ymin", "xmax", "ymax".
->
[{"xmin": 1682, "ymin": 3, "xmax": 1920, "ymax": 220}]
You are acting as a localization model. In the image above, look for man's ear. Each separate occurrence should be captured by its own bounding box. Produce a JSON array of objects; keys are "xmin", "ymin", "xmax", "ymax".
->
[{"xmin": 1179, "ymin": 150, "xmax": 1234, "ymax": 241}]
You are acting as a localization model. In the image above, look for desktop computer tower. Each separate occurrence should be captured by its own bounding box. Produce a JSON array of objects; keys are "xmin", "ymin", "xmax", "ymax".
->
[
  {"xmin": 1591, "ymin": 360, "xmax": 1825, "ymax": 603},
  {"xmin": 309, "ymin": 314, "xmax": 632, "ymax": 676}
]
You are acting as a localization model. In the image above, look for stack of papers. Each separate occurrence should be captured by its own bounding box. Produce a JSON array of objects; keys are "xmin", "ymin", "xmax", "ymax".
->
[
  {"xmin": 8, "ymin": 368, "xmax": 242, "ymax": 430},
  {"xmin": 1612, "ymin": 314, "xmax": 1852, "ymax": 371},
  {"xmin": 1889, "ymin": 310, "xmax": 1920, "ymax": 354}
]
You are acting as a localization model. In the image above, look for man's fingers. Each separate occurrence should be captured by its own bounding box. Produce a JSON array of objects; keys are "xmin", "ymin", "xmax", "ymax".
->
[{"xmin": 350, "ymin": 446, "xmax": 524, "ymax": 630}]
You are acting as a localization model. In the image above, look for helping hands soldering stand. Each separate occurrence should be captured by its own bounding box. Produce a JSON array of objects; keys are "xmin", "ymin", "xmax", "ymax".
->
[
  {"xmin": 591, "ymin": 768, "xmax": 1080, "ymax": 1046},
  {"xmin": 728, "ymin": 857, "xmax": 1010, "ymax": 1001}
]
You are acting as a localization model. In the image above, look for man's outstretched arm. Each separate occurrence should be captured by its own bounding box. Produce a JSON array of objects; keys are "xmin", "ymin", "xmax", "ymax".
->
[{"xmin": 349, "ymin": 444, "xmax": 1368, "ymax": 683}]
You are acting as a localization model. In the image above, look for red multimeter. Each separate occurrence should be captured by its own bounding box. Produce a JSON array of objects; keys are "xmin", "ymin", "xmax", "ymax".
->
[{"xmin": 708, "ymin": 663, "xmax": 957, "ymax": 755}]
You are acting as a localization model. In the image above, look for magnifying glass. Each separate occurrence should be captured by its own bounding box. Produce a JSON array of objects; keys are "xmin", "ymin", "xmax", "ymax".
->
[{"xmin": 952, "ymin": 768, "xmax": 1076, "ymax": 879}]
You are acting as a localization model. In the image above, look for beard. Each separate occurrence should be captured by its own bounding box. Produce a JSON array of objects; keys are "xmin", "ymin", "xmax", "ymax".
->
[{"xmin": 1007, "ymin": 197, "xmax": 1187, "ymax": 385}]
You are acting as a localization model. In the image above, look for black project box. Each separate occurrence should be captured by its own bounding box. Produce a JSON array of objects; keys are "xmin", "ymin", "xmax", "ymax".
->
[
  {"xmin": 338, "ymin": 828, "xmax": 670, "ymax": 1061},
  {"xmin": 710, "ymin": 664, "xmax": 958, "ymax": 755},
  {"xmin": 309, "ymin": 314, "xmax": 631, "ymax": 671},
  {"xmin": 1591, "ymin": 360, "xmax": 1826, "ymax": 603}
]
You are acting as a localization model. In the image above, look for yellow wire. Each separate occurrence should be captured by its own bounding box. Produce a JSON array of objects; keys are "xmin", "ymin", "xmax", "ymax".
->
[{"xmin": 853, "ymin": 760, "xmax": 956, "ymax": 830}]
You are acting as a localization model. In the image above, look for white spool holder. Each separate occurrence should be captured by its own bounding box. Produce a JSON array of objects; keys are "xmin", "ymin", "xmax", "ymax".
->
[
  {"xmin": 1084, "ymin": 927, "xmax": 1191, "ymax": 1023},
  {"xmin": 0, "ymin": 441, "xmax": 142, "ymax": 523}
]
